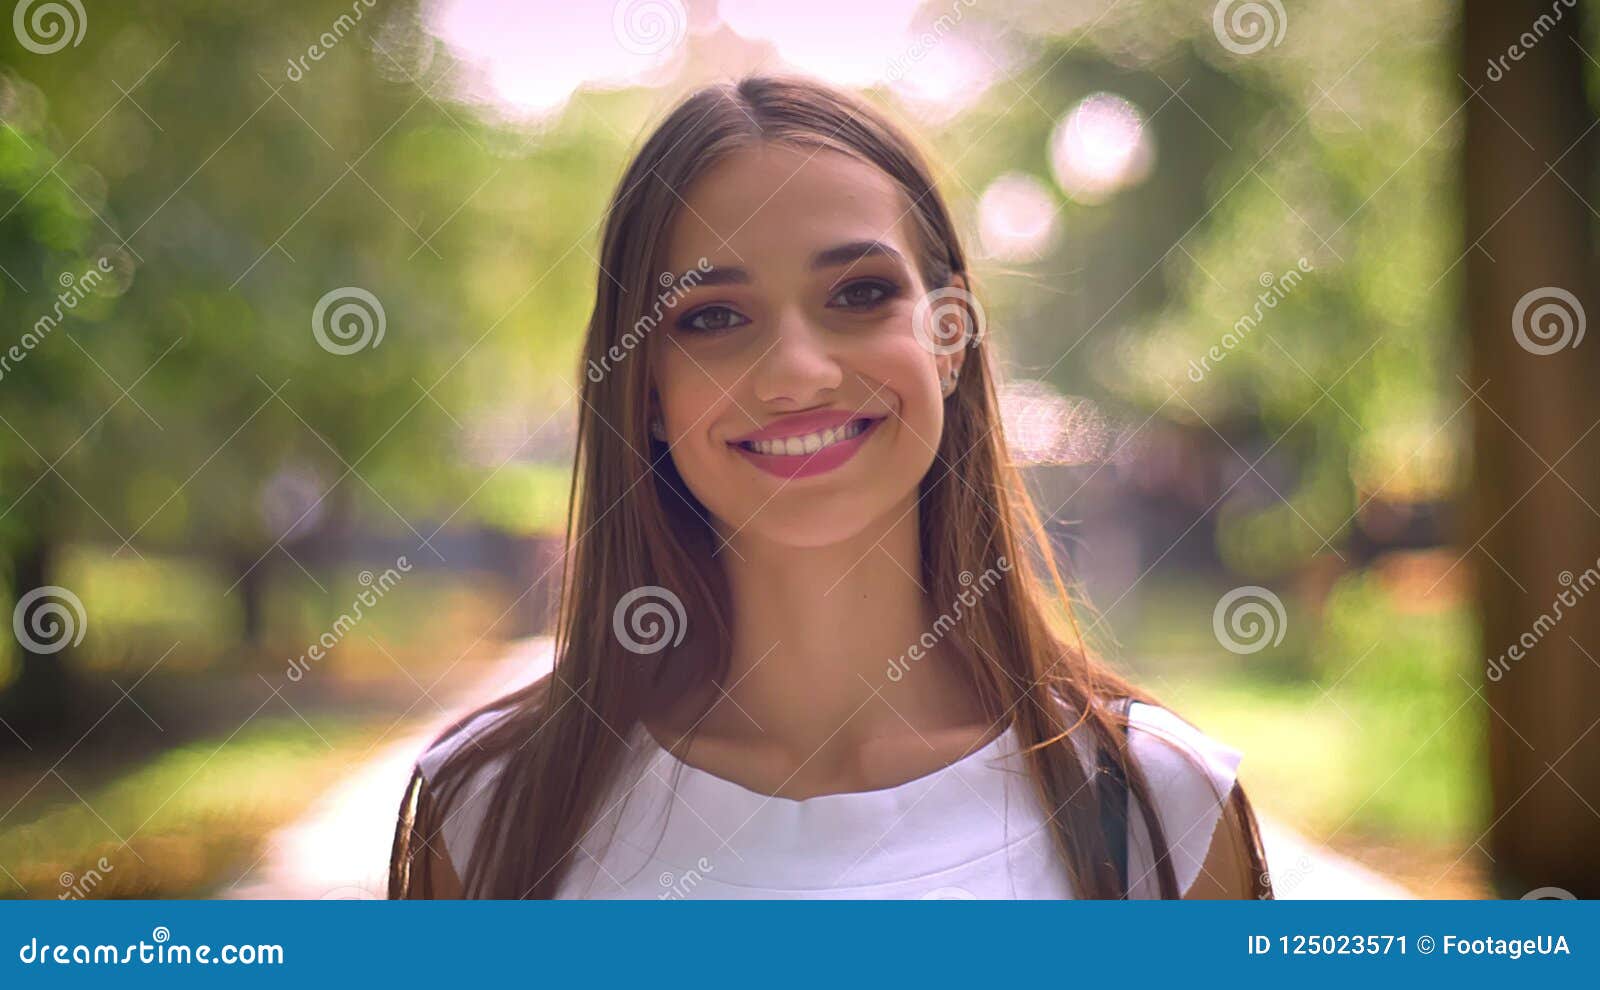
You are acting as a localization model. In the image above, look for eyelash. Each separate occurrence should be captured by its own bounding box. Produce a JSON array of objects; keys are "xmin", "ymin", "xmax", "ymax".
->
[{"xmin": 674, "ymin": 279, "xmax": 902, "ymax": 335}]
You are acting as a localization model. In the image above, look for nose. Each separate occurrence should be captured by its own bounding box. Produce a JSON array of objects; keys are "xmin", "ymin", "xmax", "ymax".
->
[{"xmin": 750, "ymin": 307, "xmax": 843, "ymax": 405}]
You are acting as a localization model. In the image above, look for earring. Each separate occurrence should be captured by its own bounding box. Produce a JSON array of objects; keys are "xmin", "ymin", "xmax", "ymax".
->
[
  {"xmin": 649, "ymin": 416, "xmax": 666, "ymax": 442},
  {"xmin": 944, "ymin": 367, "xmax": 960, "ymax": 396}
]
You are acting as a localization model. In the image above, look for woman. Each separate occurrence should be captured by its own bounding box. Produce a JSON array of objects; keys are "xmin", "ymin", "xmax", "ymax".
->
[{"xmin": 389, "ymin": 74, "xmax": 1271, "ymax": 900}]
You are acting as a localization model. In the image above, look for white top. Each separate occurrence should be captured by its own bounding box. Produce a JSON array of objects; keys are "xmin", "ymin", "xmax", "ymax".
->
[{"xmin": 416, "ymin": 701, "xmax": 1242, "ymax": 899}]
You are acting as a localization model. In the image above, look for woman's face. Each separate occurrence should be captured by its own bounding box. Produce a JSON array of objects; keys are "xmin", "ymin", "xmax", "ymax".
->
[{"xmin": 651, "ymin": 142, "xmax": 964, "ymax": 551}]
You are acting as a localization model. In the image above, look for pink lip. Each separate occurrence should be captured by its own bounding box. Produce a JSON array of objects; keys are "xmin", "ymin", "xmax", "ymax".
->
[{"xmin": 729, "ymin": 416, "xmax": 884, "ymax": 480}]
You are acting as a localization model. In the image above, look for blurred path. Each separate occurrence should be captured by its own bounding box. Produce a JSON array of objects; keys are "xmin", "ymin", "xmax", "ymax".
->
[
  {"xmin": 1257, "ymin": 816, "xmax": 1412, "ymax": 899},
  {"xmin": 224, "ymin": 637, "xmax": 555, "ymax": 899},
  {"xmin": 228, "ymin": 637, "xmax": 1412, "ymax": 899}
]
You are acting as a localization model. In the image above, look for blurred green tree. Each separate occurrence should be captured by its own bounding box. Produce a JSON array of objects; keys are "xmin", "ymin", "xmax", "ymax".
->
[{"xmin": 0, "ymin": 0, "xmax": 623, "ymax": 736}]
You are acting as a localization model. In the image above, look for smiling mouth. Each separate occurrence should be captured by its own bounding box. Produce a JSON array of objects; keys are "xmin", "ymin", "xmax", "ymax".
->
[
  {"xmin": 728, "ymin": 416, "xmax": 885, "ymax": 480},
  {"xmin": 732, "ymin": 417, "xmax": 878, "ymax": 456}
]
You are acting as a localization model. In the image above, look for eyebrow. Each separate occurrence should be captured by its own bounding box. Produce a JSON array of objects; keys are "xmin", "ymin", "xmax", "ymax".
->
[
  {"xmin": 673, "ymin": 240, "xmax": 907, "ymax": 288},
  {"xmin": 811, "ymin": 239, "xmax": 906, "ymax": 271}
]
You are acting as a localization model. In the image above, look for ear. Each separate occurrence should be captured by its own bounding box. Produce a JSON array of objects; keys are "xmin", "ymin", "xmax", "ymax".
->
[
  {"xmin": 646, "ymin": 392, "xmax": 665, "ymax": 442},
  {"xmin": 934, "ymin": 272, "xmax": 973, "ymax": 385}
]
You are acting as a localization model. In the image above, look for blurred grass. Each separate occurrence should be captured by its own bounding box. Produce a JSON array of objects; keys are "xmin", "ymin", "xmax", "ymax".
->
[
  {"xmin": 0, "ymin": 714, "xmax": 401, "ymax": 898},
  {"xmin": 1109, "ymin": 553, "xmax": 1486, "ymax": 847},
  {"xmin": 0, "ymin": 544, "xmax": 520, "ymax": 898},
  {"xmin": 1165, "ymin": 674, "xmax": 1483, "ymax": 842}
]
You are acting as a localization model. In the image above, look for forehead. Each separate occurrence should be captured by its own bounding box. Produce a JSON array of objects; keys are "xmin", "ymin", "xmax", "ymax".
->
[{"xmin": 662, "ymin": 142, "xmax": 919, "ymax": 275}]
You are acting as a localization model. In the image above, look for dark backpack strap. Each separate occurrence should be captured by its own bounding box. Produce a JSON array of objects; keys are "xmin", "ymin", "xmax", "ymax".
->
[{"xmin": 1096, "ymin": 696, "xmax": 1134, "ymax": 897}]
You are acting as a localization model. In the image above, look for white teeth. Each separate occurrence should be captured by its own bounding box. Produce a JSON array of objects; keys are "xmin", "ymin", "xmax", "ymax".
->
[{"xmin": 742, "ymin": 419, "xmax": 871, "ymax": 456}]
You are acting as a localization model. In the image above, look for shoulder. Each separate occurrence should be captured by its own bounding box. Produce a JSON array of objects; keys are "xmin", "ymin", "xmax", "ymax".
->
[
  {"xmin": 417, "ymin": 707, "xmax": 514, "ymax": 782},
  {"xmin": 1119, "ymin": 701, "xmax": 1247, "ymax": 897},
  {"xmin": 1123, "ymin": 701, "xmax": 1242, "ymax": 813},
  {"xmin": 410, "ymin": 707, "xmax": 518, "ymax": 875}
]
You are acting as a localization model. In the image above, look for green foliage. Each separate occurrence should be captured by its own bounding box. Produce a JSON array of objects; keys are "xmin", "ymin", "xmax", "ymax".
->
[
  {"xmin": 468, "ymin": 461, "xmax": 572, "ymax": 537},
  {"xmin": 0, "ymin": 0, "xmax": 622, "ymax": 581}
]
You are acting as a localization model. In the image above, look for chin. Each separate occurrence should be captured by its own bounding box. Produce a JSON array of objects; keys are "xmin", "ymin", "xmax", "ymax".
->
[
  {"xmin": 715, "ymin": 483, "xmax": 911, "ymax": 552},
  {"xmin": 738, "ymin": 514, "xmax": 874, "ymax": 551}
]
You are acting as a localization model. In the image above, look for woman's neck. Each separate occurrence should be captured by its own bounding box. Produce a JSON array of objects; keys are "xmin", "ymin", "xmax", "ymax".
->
[{"xmin": 679, "ymin": 493, "xmax": 988, "ymax": 768}]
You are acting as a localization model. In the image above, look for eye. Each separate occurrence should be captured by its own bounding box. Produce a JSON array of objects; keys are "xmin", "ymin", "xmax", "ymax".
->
[
  {"xmin": 827, "ymin": 279, "xmax": 900, "ymax": 310},
  {"xmin": 677, "ymin": 304, "xmax": 750, "ymax": 334}
]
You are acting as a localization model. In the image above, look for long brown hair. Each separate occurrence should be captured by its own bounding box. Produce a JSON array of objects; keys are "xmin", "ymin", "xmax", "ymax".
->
[{"xmin": 398, "ymin": 74, "xmax": 1270, "ymax": 900}]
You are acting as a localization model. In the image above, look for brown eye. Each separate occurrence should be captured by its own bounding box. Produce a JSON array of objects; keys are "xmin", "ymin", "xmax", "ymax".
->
[
  {"xmin": 677, "ymin": 305, "xmax": 750, "ymax": 334},
  {"xmin": 827, "ymin": 279, "xmax": 898, "ymax": 309}
]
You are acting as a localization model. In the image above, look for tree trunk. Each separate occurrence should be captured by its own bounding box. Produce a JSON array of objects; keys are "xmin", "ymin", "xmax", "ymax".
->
[
  {"xmin": 1, "ymin": 541, "xmax": 76, "ymax": 745},
  {"xmin": 1463, "ymin": 0, "xmax": 1600, "ymax": 896}
]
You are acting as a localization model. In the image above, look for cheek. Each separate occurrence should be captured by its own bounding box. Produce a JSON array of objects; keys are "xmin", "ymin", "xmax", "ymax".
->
[
  {"xmin": 867, "ymin": 337, "xmax": 944, "ymax": 442},
  {"xmin": 653, "ymin": 347, "xmax": 740, "ymax": 503},
  {"xmin": 655, "ymin": 346, "xmax": 729, "ymax": 425}
]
